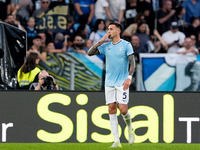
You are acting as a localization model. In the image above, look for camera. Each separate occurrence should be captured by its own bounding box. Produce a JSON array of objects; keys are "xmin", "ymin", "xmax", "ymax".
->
[{"xmin": 42, "ymin": 76, "xmax": 54, "ymax": 89}]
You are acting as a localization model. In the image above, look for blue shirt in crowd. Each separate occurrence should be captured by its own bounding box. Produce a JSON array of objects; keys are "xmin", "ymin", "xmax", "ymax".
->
[{"xmin": 182, "ymin": 0, "xmax": 200, "ymax": 24}]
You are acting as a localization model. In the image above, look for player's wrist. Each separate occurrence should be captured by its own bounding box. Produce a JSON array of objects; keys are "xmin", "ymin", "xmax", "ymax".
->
[{"xmin": 128, "ymin": 75, "xmax": 132, "ymax": 80}]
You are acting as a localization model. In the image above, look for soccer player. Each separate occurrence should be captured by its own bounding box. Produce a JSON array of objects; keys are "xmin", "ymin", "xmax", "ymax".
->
[{"xmin": 87, "ymin": 22, "xmax": 135, "ymax": 148}]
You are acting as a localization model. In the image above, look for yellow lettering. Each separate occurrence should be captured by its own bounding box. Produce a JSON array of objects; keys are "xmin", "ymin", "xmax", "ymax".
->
[
  {"xmin": 125, "ymin": 106, "xmax": 159, "ymax": 143},
  {"xmin": 39, "ymin": 17, "xmax": 46, "ymax": 29},
  {"xmin": 47, "ymin": 16, "xmax": 53, "ymax": 29},
  {"xmin": 37, "ymin": 93, "xmax": 73, "ymax": 142},
  {"xmin": 58, "ymin": 16, "xmax": 67, "ymax": 30},
  {"xmin": 91, "ymin": 106, "xmax": 122, "ymax": 143},
  {"xmin": 76, "ymin": 94, "xmax": 88, "ymax": 142},
  {"xmin": 163, "ymin": 94, "xmax": 174, "ymax": 143},
  {"xmin": 77, "ymin": 109, "xmax": 87, "ymax": 142}
]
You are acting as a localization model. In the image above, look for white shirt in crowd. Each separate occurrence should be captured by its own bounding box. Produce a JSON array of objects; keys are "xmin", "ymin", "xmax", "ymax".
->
[
  {"xmin": 162, "ymin": 30, "xmax": 185, "ymax": 53},
  {"xmin": 95, "ymin": 0, "xmax": 109, "ymax": 20},
  {"xmin": 177, "ymin": 47, "xmax": 199, "ymax": 56},
  {"xmin": 109, "ymin": 0, "xmax": 126, "ymax": 21},
  {"xmin": 89, "ymin": 32, "xmax": 101, "ymax": 44}
]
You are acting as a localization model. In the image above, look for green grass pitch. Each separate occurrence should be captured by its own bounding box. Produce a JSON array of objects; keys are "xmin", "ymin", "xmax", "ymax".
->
[{"xmin": 0, "ymin": 143, "xmax": 200, "ymax": 150}]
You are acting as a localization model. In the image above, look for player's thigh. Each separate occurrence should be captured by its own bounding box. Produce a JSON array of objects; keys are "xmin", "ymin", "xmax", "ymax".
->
[
  {"xmin": 116, "ymin": 86, "xmax": 129, "ymax": 105},
  {"xmin": 105, "ymin": 86, "xmax": 116, "ymax": 105}
]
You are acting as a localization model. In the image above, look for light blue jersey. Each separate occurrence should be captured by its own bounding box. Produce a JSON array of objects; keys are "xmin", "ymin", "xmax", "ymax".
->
[{"xmin": 98, "ymin": 39, "xmax": 134, "ymax": 86}]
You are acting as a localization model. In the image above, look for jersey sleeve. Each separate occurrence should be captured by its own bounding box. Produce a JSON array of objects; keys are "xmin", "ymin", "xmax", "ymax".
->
[
  {"xmin": 98, "ymin": 43, "xmax": 106, "ymax": 55},
  {"xmin": 126, "ymin": 42, "xmax": 134, "ymax": 56}
]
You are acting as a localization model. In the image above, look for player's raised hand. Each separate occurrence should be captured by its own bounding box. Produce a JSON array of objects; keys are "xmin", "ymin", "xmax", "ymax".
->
[{"xmin": 99, "ymin": 32, "xmax": 110, "ymax": 43}]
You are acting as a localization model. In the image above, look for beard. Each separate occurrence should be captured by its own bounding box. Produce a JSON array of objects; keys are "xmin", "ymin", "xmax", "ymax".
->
[
  {"xmin": 74, "ymin": 43, "xmax": 84, "ymax": 49},
  {"xmin": 8, "ymin": 20, "xmax": 15, "ymax": 25}
]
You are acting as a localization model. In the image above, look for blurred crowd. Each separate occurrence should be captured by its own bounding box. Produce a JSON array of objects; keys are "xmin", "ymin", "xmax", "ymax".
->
[{"xmin": 1, "ymin": 0, "xmax": 200, "ymax": 63}]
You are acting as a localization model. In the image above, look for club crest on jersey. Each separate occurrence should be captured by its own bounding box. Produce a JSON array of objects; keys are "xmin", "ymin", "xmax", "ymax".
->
[{"xmin": 118, "ymin": 47, "xmax": 123, "ymax": 51}]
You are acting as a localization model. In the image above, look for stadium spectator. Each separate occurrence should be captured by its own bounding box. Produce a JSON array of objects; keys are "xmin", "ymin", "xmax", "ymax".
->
[
  {"xmin": 142, "ymin": 1, "xmax": 155, "ymax": 32},
  {"xmin": 73, "ymin": 0, "xmax": 95, "ymax": 26},
  {"xmin": 63, "ymin": 15, "xmax": 75, "ymax": 47},
  {"xmin": 152, "ymin": 29, "xmax": 169, "ymax": 53},
  {"xmin": 94, "ymin": 0, "xmax": 113, "ymax": 21},
  {"xmin": 73, "ymin": 14, "xmax": 91, "ymax": 35},
  {"xmin": 27, "ymin": 35, "xmax": 47, "ymax": 62},
  {"xmin": 157, "ymin": 0, "xmax": 176, "ymax": 35},
  {"xmin": 89, "ymin": 19, "xmax": 106, "ymax": 45},
  {"xmin": 5, "ymin": 14, "xmax": 18, "ymax": 27},
  {"xmin": 26, "ymin": 17, "xmax": 37, "ymax": 48},
  {"xmin": 38, "ymin": 32, "xmax": 47, "ymax": 47},
  {"xmin": 190, "ymin": 35, "xmax": 197, "ymax": 48},
  {"xmin": 177, "ymin": 37, "xmax": 199, "ymax": 55},
  {"xmin": 67, "ymin": 35, "xmax": 88, "ymax": 55},
  {"xmin": 17, "ymin": 52, "xmax": 40, "ymax": 89},
  {"xmin": 75, "ymin": 24, "xmax": 89, "ymax": 40},
  {"xmin": 162, "ymin": 21, "xmax": 185, "ymax": 53},
  {"xmin": 85, "ymin": 39, "xmax": 93, "ymax": 51},
  {"xmin": 174, "ymin": 5, "xmax": 187, "ymax": 33},
  {"xmin": 185, "ymin": 17, "xmax": 200, "ymax": 40},
  {"xmin": 45, "ymin": 33, "xmax": 67, "ymax": 53},
  {"xmin": 124, "ymin": 0, "xmax": 137, "ymax": 28},
  {"xmin": 54, "ymin": 32, "xmax": 64, "ymax": 49},
  {"xmin": 46, "ymin": 42, "xmax": 67, "ymax": 53},
  {"xmin": 151, "ymin": 0, "xmax": 162, "ymax": 12},
  {"xmin": 137, "ymin": 0, "xmax": 152, "ymax": 14},
  {"xmin": 109, "ymin": 0, "xmax": 126, "ymax": 27},
  {"xmin": 10, "ymin": 0, "xmax": 33, "ymax": 21},
  {"xmin": 182, "ymin": 0, "xmax": 200, "ymax": 25},
  {"xmin": 134, "ymin": 21, "xmax": 150, "ymax": 52},
  {"xmin": 5, "ymin": 14, "xmax": 25, "ymax": 31},
  {"xmin": 130, "ymin": 35, "xmax": 147, "ymax": 63},
  {"xmin": 32, "ymin": 0, "xmax": 50, "ymax": 19},
  {"xmin": 29, "ymin": 70, "xmax": 59, "ymax": 90},
  {"xmin": 122, "ymin": 13, "xmax": 149, "ymax": 40}
]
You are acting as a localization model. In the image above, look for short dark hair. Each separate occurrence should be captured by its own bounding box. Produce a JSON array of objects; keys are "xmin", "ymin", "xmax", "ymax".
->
[
  {"xmin": 33, "ymin": 35, "xmax": 42, "ymax": 40},
  {"xmin": 109, "ymin": 22, "xmax": 122, "ymax": 31},
  {"xmin": 190, "ymin": 16, "xmax": 199, "ymax": 24}
]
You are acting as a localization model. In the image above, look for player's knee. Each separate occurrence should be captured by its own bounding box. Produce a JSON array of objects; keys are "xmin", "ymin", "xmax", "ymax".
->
[
  {"xmin": 109, "ymin": 108, "xmax": 117, "ymax": 114},
  {"xmin": 120, "ymin": 109, "xmax": 127, "ymax": 115}
]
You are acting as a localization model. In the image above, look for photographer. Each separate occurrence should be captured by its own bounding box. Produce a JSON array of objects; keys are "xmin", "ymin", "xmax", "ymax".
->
[{"xmin": 29, "ymin": 70, "xmax": 59, "ymax": 90}]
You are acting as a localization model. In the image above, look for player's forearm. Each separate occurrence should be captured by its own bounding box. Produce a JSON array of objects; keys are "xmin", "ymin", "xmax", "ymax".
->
[
  {"xmin": 87, "ymin": 41, "xmax": 102, "ymax": 56},
  {"xmin": 128, "ymin": 54, "xmax": 136, "ymax": 76}
]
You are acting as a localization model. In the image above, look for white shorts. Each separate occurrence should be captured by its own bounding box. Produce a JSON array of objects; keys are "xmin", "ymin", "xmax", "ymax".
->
[{"xmin": 105, "ymin": 86, "xmax": 129, "ymax": 105}]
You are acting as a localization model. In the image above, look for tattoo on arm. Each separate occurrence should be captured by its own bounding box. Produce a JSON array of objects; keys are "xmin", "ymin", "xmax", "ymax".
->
[
  {"xmin": 87, "ymin": 41, "xmax": 103, "ymax": 56},
  {"xmin": 128, "ymin": 54, "xmax": 136, "ymax": 76}
]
